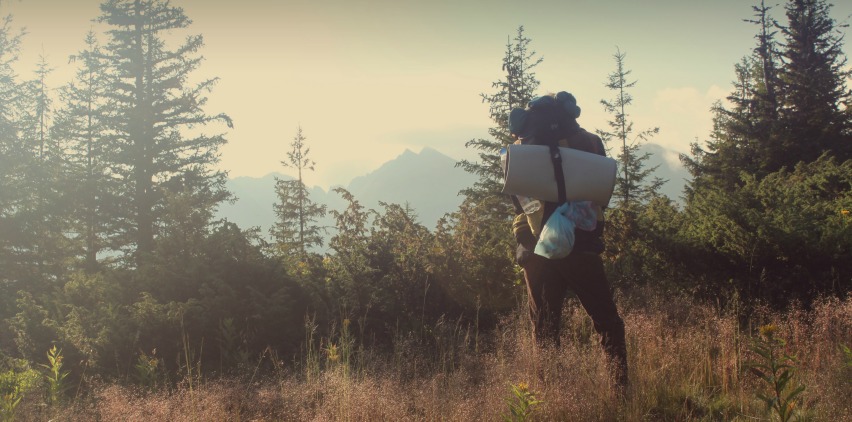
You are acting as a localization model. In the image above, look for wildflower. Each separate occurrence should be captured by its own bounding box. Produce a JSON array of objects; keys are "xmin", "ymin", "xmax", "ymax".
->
[
  {"xmin": 842, "ymin": 209, "xmax": 850, "ymax": 216},
  {"xmin": 516, "ymin": 382, "xmax": 529, "ymax": 392},
  {"xmin": 759, "ymin": 324, "xmax": 777, "ymax": 339},
  {"xmin": 326, "ymin": 343, "xmax": 339, "ymax": 362}
]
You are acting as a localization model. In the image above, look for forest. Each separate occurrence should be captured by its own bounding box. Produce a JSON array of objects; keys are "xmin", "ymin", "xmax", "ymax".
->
[{"xmin": 0, "ymin": 0, "xmax": 850, "ymax": 420}]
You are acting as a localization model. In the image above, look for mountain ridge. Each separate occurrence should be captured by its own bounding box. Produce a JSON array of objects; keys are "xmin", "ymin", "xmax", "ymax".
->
[
  {"xmin": 217, "ymin": 147, "xmax": 477, "ymax": 237},
  {"xmin": 216, "ymin": 144, "xmax": 689, "ymax": 239}
]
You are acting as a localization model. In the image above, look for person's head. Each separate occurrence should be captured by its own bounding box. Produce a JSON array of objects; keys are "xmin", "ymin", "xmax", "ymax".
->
[{"xmin": 508, "ymin": 91, "xmax": 581, "ymax": 145}]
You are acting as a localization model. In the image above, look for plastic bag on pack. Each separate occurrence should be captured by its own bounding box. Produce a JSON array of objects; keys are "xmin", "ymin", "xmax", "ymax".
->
[{"xmin": 534, "ymin": 201, "xmax": 597, "ymax": 259}]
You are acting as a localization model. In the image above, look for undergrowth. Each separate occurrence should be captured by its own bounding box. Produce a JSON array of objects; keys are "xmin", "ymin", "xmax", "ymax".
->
[{"xmin": 3, "ymin": 293, "xmax": 850, "ymax": 421}]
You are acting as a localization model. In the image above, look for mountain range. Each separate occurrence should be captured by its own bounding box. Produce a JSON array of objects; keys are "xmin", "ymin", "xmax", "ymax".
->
[
  {"xmin": 216, "ymin": 147, "xmax": 479, "ymax": 237},
  {"xmin": 216, "ymin": 145, "xmax": 690, "ymax": 238}
]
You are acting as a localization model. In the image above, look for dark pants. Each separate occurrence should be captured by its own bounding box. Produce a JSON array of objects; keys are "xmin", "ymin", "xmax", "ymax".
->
[{"xmin": 522, "ymin": 251, "xmax": 628, "ymax": 386}]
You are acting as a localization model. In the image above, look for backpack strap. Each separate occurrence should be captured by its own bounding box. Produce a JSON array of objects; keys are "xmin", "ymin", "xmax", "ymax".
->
[
  {"xmin": 548, "ymin": 143, "xmax": 567, "ymax": 204},
  {"xmin": 510, "ymin": 194, "xmax": 525, "ymax": 215}
]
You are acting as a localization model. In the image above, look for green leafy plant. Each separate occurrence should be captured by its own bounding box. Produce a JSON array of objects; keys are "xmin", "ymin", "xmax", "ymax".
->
[
  {"xmin": 745, "ymin": 325, "xmax": 806, "ymax": 422},
  {"xmin": 38, "ymin": 346, "xmax": 69, "ymax": 407},
  {"xmin": 1, "ymin": 365, "xmax": 39, "ymax": 422},
  {"xmin": 502, "ymin": 382, "xmax": 543, "ymax": 422},
  {"xmin": 133, "ymin": 349, "xmax": 162, "ymax": 391},
  {"xmin": 1, "ymin": 373, "xmax": 34, "ymax": 422},
  {"xmin": 841, "ymin": 344, "xmax": 852, "ymax": 369},
  {"xmin": 1, "ymin": 390, "xmax": 22, "ymax": 422}
]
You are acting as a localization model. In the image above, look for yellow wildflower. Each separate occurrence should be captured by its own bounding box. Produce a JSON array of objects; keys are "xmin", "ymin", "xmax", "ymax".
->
[
  {"xmin": 759, "ymin": 324, "xmax": 777, "ymax": 339},
  {"xmin": 326, "ymin": 343, "xmax": 339, "ymax": 362}
]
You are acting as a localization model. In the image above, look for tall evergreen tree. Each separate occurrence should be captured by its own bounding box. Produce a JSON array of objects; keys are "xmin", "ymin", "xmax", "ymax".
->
[
  {"xmin": 271, "ymin": 126, "xmax": 326, "ymax": 259},
  {"xmin": 457, "ymin": 25, "xmax": 542, "ymax": 206},
  {"xmin": 18, "ymin": 54, "xmax": 73, "ymax": 282},
  {"xmin": 597, "ymin": 48, "xmax": 664, "ymax": 208},
  {"xmin": 682, "ymin": 1, "xmax": 786, "ymax": 192},
  {"xmin": 595, "ymin": 49, "xmax": 668, "ymax": 289},
  {"xmin": 441, "ymin": 27, "xmax": 543, "ymax": 314},
  {"xmin": 19, "ymin": 55, "xmax": 53, "ymax": 159},
  {"xmin": 0, "ymin": 13, "xmax": 28, "ymax": 321},
  {"xmin": 96, "ymin": 0, "xmax": 232, "ymax": 266},
  {"xmin": 52, "ymin": 31, "xmax": 115, "ymax": 272},
  {"xmin": 777, "ymin": 0, "xmax": 852, "ymax": 164}
]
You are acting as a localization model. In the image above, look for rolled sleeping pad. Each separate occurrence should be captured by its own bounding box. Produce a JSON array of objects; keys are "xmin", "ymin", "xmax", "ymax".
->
[{"xmin": 501, "ymin": 144, "xmax": 617, "ymax": 206}]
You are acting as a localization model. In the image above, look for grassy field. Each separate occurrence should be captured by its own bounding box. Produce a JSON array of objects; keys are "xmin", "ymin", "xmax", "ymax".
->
[{"xmin": 8, "ymin": 291, "xmax": 852, "ymax": 421}]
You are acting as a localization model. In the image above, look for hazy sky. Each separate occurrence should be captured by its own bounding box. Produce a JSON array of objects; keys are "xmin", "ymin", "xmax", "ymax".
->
[{"xmin": 4, "ymin": 0, "xmax": 852, "ymax": 188}]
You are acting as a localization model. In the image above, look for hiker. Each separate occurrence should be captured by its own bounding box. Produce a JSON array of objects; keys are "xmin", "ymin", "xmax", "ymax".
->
[{"xmin": 508, "ymin": 92, "xmax": 628, "ymax": 388}]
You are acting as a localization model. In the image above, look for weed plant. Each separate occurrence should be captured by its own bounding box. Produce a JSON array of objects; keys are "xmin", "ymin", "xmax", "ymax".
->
[{"xmin": 745, "ymin": 324, "xmax": 806, "ymax": 422}]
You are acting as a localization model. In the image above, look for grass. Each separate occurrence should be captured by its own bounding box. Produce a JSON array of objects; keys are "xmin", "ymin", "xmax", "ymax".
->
[{"xmin": 9, "ymin": 291, "xmax": 852, "ymax": 421}]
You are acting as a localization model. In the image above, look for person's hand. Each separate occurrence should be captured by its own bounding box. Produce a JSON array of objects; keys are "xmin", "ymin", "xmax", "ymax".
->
[{"xmin": 516, "ymin": 242, "xmax": 534, "ymax": 267}]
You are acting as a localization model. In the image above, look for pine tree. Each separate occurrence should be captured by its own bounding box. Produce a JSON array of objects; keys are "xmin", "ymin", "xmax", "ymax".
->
[
  {"xmin": 0, "ymin": 13, "xmax": 28, "ymax": 317},
  {"xmin": 597, "ymin": 48, "xmax": 664, "ymax": 208},
  {"xmin": 444, "ymin": 26, "xmax": 542, "ymax": 313},
  {"xmin": 595, "ymin": 49, "xmax": 668, "ymax": 288},
  {"xmin": 19, "ymin": 55, "xmax": 54, "ymax": 159},
  {"xmin": 777, "ymin": 0, "xmax": 852, "ymax": 164},
  {"xmin": 271, "ymin": 126, "xmax": 326, "ymax": 259},
  {"xmin": 52, "ymin": 31, "xmax": 115, "ymax": 272},
  {"xmin": 682, "ymin": 2, "xmax": 786, "ymax": 192},
  {"xmin": 457, "ymin": 25, "xmax": 542, "ymax": 207},
  {"xmin": 10, "ymin": 53, "xmax": 74, "ymax": 286},
  {"xmin": 96, "ymin": 0, "xmax": 232, "ymax": 266}
]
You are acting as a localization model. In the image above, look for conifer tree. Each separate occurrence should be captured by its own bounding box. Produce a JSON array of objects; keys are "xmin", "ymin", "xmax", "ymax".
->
[
  {"xmin": 596, "ymin": 49, "xmax": 668, "ymax": 288},
  {"xmin": 325, "ymin": 187, "xmax": 375, "ymax": 316},
  {"xmin": 597, "ymin": 48, "xmax": 664, "ymax": 208},
  {"xmin": 446, "ymin": 26, "xmax": 542, "ymax": 312},
  {"xmin": 19, "ymin": 55, "xmax": 53, "ymax": 158},
  {"xmin": 682, "ymin": 1, "xmax": 785, "ymax": 192},
  {"xmin": 0, "ymin": 13, "xmax": 27, "ymax": 316},
  {"xmin": 683, "ymin": 0, "xmax": 851, "ymax": 191},
  {"xmin": 777, "ymin": 0, "xmax": 852, "ymax": 164},
  {"xmin": 458, "ymin": 25, "xmax": 542, "ymax": 206},
  {"xmin": 52, "ymin": 31, "xmax": 115, "ymax": 272},
  {"xmin": 18, "ymin": 55, "xmax": 73, "ymax": 282},
  {"xmin": 271, "ymin": 126, "xmax": 326, "ymax": 258},
  {"xmin": 96, "ymin": 0, "xmax": 232, "ymax": 266}
]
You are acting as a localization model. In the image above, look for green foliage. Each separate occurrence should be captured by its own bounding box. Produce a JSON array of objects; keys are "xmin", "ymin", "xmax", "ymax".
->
[
  {"xmin": 52, "ymin": 31, "xmax": 114, "ymax": 273},
  {"xmin": 132, "ymin": 349, "xmax": 163, "ymax": 391},
  {"xmin": 97, "ymin": 0, "xmax": 232, "ymax": 264},
  {"xmin": 842, "ymin": 344, "xmax": 852, "ymax": 369},
  {"xmin": 597, "ymin": 48, "xmax": 664, "ymax": 208},
  {"xmin": 596, "ymin": 49, "xmax": 674, "ymax": 291},
  {"xmin": 458, "ymin": 25, "xmax": 540, "ymax": 206},
  {"xmin": 432, "ymin": 196, "xmax": 518, "ymax": 314},
  {"xmin": 38, "ymin": 346, "xmax": 68, "ymax": 407},
  {"xmin": 778, "ymin": 0, "xmax": 852, "ymax": 164},
  {"xmin": 217, "ymin": 318, "xmax": 250, "ymax": 372},
  {"xmin": 449, "ymin": 26, "xmax": 540, "ymax": 317},
  {"xmin": 679, "ymin": 155, "xmax": 851, "ymax": 302},
  {"xmin": 272, "ymin": 126, "xmax": 327, "ymax": 259},
  {"xmin": 745, "ymin": 325, "xmax": 806, "ymax": 422},
  {"xmin": 501, "ymin": 382, "xmax": 543, "ymax": 422},
  {"xmin": 0, "ymin": 360, "xmax": 39, "ymax": 422}
]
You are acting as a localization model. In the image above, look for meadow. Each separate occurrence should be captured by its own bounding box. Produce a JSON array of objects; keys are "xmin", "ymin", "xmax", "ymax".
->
[{"xmin": 7, "ymin": 290, "xmax": 850, "ymax": 421}]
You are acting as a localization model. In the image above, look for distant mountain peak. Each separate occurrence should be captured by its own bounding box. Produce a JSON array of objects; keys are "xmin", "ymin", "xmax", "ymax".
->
[{"xmin": 219, "ymin": 147, "xmax": 476, "ymax": 234}]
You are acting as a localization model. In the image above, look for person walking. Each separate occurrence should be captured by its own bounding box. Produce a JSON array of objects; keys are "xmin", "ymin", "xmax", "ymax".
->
[{"xmin": 508, "ymin": 91, "xmax": 628, "ymax": 389}]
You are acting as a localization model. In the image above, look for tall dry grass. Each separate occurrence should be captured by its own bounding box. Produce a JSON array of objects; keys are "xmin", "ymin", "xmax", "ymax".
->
[{"xmin": 19, "ymin": 293, "xmax": 852, "ymax": 421}]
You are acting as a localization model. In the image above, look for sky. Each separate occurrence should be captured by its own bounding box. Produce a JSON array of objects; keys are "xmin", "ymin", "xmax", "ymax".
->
[{"xmin": 3, "ymin": 0, "xmax": 852, "ymax": 189}]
